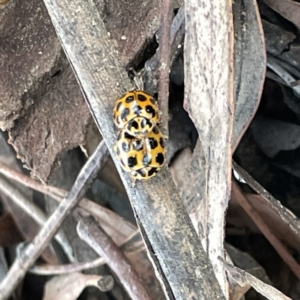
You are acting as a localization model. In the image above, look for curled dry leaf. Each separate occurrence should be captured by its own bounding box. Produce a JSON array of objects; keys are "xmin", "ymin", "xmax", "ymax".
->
[
  {"xmin": 233, "ymin": 0, "xmax": 266, "ymax": 150},
  {"xmin": 184, "ymin": 0, "xmax": 234, "ymax": 293},
  {"xmin": 264, "ymin": 0, "xmax": 300, "ymax": 30},
  {"xmin": 225, "ymin": 243, "xmax": 272, "ymax": 300},
  {"xmin": 223, "ymin": 262, "xmax": 291, "ymax": 300},
  {"xmin": 43, "ymin": 272, "xmax": 114, "ymax": 300}
]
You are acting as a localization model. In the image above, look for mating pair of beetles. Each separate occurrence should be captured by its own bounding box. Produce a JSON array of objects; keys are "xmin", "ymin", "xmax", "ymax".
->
[{"xmin": 113, "ymin": 90, "xmax": 166, "ymax": 182}]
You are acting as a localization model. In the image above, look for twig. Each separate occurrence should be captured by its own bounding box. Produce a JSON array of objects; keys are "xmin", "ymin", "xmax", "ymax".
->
[
  {"xmin": 0, "ymin": 162, "xmax": 137, "ymax": 239},
  {"xmin": 30, "ymin": 257, "xmax": 105, "ymax": 275},
  {"xmin": 233, "ymin": 162, "xmax": 300, "ymax": 236},
  {"xmin": 30, "ymin": 228, "xmax": 143, "ymax": 275},
  {"xmin": 0, "ymin": 140, "xmax": 109, "ymax": 300},
  {"xmin": 232, "ymin": 180, "xmax": 300, "ymax": 280},
  {"xmin": 77, "ymin": 216, "xmax": 152, "ymax": 300},
  {"xmin": 0, "ymin": 176, "xmax": 74, "ymax": 262},
  {"xmin": 144, "ymin": 6, "xmax": 185, "ymax": 91},
  {"xmin": 0, "ymin": 161, "xmax": 65, "ymax": 200},
  {"xmin": 158, "ymin": 0, "xmax": 173, "ymax": 137}
]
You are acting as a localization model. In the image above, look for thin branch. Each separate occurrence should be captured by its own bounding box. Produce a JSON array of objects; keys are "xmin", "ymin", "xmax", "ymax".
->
[
  {"xmin": 232, "ymin": 180, "xmax": 300, "ymax": 280},
  {"xmin": 30, "ymin": 257, "xmax": 105, "ymax": 275},
  {"xmin": 0, "ymin": 176, "xmax": 74, "ymax": 262},
  {"xmin": 233, "ymin": 162, "xmax": 300, "ymax": 236},
  {"xmin": 77, "ymin": 216, "xmax": 152, "ymax": 300},
  {"xmin": 158, "ymin": 0, "xmax": 173, "ymax": 136},
  {"xmin": 0, "ymin": 141, "xmax": 109, "ymax": 300},
  {"xmin": 30, "ymin": 228, "xmax": 143, "ymax": 275},
  {"xmin": 0, "ymin": 161, "xmax": 137, "ymax": 239},
  {"xmin": 144, "ymin": 6, "xmax": 184, "ymax": 93}
]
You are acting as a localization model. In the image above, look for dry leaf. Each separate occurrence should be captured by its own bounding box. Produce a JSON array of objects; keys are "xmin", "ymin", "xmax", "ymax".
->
[
  {"xmin": 225, "ymin": 243, "xmax": 272, "ymax": 300},
  {"xmin": 233, "ymin": 0, "xmax": 266, "ymax": 150},
  {"xmin": 224, "ymin": 262, "xmax": 291, "ymax": 300},
  {"xmin": 184, "ymin": 0, "xmax": 234, "ymax": 294},
  {"xmin": 264, "ymin": 0, "xmax": 300, "ymax": 30},
  {"xmin": 43, "ymin": 272, "xmax": 113, "ymax": 300}
]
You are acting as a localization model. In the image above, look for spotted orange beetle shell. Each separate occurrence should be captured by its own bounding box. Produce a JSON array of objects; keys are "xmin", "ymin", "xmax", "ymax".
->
[
  {"xmin": 113, "ymin": 90, "xmax": 160, "ymax": 137},
  {"xmin": 114, "ymin": 126, "xmax": 166, "ymax": 180}
]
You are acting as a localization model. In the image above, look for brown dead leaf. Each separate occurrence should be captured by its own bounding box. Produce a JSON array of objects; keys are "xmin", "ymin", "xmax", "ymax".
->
[
  {"xmin": 184, "ymin": 0, "xmax": 234, "ymax": 294},
  {"xmin": 264, "ymin": 0, "xmax": 300, "ymax": 30},
  {"xmin": 224, "ymin": 261, "xmax": 291, "ymax": 300},
  {"xmin": 43, "ymin": 272, "xmax": 113, "ymax": 300},
  {"xmin": 225, "ymin": 243, "xmax": 272, "ymax": 300},
  {"xmin": 233, "ymin": 0, "xmax": 266, "ymax": 150}
]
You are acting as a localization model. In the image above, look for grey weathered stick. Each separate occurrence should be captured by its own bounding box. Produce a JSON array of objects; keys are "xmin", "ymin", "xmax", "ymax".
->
[
  {"xmin": 0, "ymin": 161, "xmax": 137, "ymax": 240},
  {"xmin": 77, "ymin": 216, "xmax": 152, "ymax": 300},
  {"xmin": 157, "ymin": 0, "xmax": 172, "ymax": 136},
  {"xmin": 0, "ymin": 141, "xmax": 109, "ymax": 299},
  {"xmin": 39, "ymin": 0, "xmax": 225, "ymax": 299},
  {"xmin": 0, "ymin": 176, "xmax": 74, "ymax": 262}
]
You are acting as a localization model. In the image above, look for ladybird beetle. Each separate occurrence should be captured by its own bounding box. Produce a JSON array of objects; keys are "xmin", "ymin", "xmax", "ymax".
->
[
  {"xmin": 113, "ymin": 90, "xmax": 160, "ymax": 137},
  {"xmin": 114, "ymin": 126, "xmax": 166, "ymax": 180}
]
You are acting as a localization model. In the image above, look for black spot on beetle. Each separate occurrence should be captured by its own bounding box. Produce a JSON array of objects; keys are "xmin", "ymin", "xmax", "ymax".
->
[
  {"xmin": 141, "ymin": 118, "xmax": 152, "ymax": 129},
  {"xmin": 129, "ymin": 120, "xmax": 139, "ymax": 130},
  {"xmin": 146, "ymin": 105, "xmax": 156, "ymax": 117},
  {"xmin": 128, "ymin": 156, "xmax": 137, "ymax": 168},
  {"xmin": 121, "ymin": 108, "xmax": 130, "ymax": 121},
  {"xmin": 133, "ymin": 105, "xmax": 142, "ymax": 116},
  {"xmin": 122, "ymin": 142, "xmax": 130, "ymax": 152},
  {"xmin": 149, "ymin": 138, "xmax": 158, "ymax": 149},
  {"xmin": 125, "ymin": 95, "xmax": 134, "ymax": 103},
  {"xmin": 116, "ymin": 101, "xmax": 123, "ymax": 111},
  {"xmin": 136, "ymin": 169, "xmax": 146, "ymax": 177},
  {"xmin": 156, "ymin": 153, "xmax": 164, "ymax": 165},
  {"xmin": 137, "ymin": 93, "xmax": 147, "ymax": 101},
  {"xmin": 148, "ymin": 167, "xmax": 157, "ymax": 177},
  {"xmin": 159, "ymin": 137, "xmax": 165, "ymax": 148},
  {"xmin": 143, "ymin": 154, "xmax": 152, "ymax": 167},
  {"xmin": 124, "ymin": 132, "xmax": 135, "ymax": 140},
  {"xmin": 152, "ymin": 126, "xmax": 159, "ymax": 134}
]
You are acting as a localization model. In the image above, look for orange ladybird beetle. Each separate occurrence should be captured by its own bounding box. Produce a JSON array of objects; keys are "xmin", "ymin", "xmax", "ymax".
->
[
  {"xmin": 114, "ymin": 125, "xmax": 166, "ymax": 181},
  {"xmin": 113, "ymin": 90, "xmax": 160, "ymax": 137}
]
